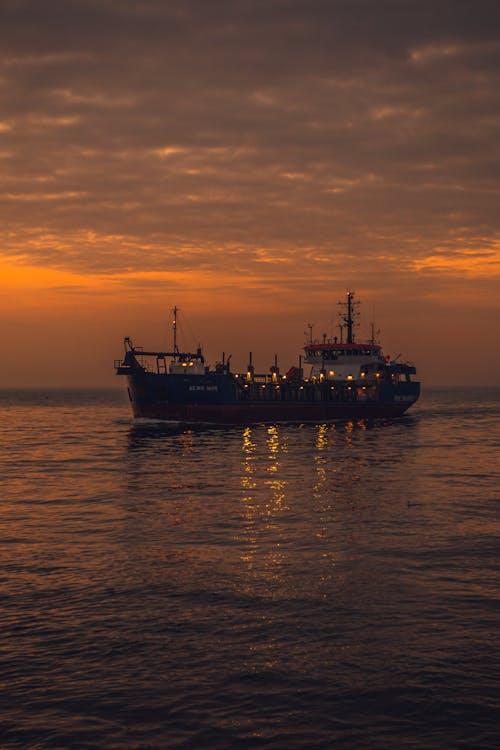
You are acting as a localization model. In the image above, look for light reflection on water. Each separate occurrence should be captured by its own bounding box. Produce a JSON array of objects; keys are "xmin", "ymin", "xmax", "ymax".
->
[{"xmin": 0, "ymin": 389, "xmax": 499, "ymax": 749}]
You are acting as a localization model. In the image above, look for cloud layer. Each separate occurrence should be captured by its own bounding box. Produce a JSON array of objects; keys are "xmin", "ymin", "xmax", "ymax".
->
[{"xmin": 1, "ymin": 0, "xmax": 499, "ymax": 292}]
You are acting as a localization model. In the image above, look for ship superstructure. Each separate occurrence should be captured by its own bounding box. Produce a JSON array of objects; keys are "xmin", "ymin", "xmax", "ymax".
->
[{"xmin": 303, "ymin": 291, "xmax": 385, "ymax": 382}]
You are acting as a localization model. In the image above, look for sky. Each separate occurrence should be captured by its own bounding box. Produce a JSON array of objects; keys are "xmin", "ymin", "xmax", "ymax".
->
[{"xmin": 1, "ymin": 0, "xmax": 499, "ymax": 387}]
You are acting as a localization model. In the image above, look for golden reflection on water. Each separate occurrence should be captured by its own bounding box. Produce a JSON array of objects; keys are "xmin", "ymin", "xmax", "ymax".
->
[
  {"xmin": 121, "ymin": 418, "xmax": 415, "ymax": 604},
  {"xmin": 240, "ymin": 426, "xmax": 258, "ymax": 568},
  {"xmin": 178, "ymin": 429, "xmax": 194, "ymax": 454},
  {"xmin": 264, "ymin": 425, "xmax": 287, "ymax": 513},
  {"xmin": 312, "ymin": 424, "xmax": 338, "ymax": 587},
  {"xmin": 241, "ymin": 426, "xmax": 256, "ymax": 492},
  {"xmin": 313, "ymin": 423, "xmax": 329, "ymax": 498},
  {"xmin": 236, "ymin": 422, "xmax": 365, "ymax": 596},
  {"xmin": 239, "ymin": 425, "xmax": 290, "ymax": 586}
]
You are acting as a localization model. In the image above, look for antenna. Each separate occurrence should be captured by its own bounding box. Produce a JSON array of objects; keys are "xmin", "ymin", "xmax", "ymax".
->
[
  {"xmin": 369, "ymin": 320, "xmax": 381, "ymax": 345},
  {"xmin": 369, "ymin": 302, "xmax": 381, "ymax": 345},
  {"xmin": 172, "ymin": 306, "xmax": 179, "ymax": 356}
]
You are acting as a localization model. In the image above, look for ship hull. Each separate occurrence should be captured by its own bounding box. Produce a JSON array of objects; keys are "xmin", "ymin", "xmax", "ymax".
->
[
  {"xmin": 124, "ymin": 372, "xmax": 419, "ymax": 424},
  {"xmin": 129, "ymin": 400, "xmax": 415, "ymax": 423}
]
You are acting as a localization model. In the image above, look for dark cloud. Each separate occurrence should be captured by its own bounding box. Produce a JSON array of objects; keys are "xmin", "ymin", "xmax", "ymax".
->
[{"xmin": 1, "ymin": 0, "xmax": 499, "ymax": 288}]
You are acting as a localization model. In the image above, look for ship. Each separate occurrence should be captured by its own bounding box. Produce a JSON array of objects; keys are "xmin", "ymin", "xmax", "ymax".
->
[{"xmin": 115, "ymin": 291, "xmax": 420, "ymax": 424}]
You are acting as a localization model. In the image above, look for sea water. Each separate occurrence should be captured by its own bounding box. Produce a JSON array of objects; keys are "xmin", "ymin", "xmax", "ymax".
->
[{"xmin": 0, "ymin": 388, "xmax": 498, "ymax": 749}]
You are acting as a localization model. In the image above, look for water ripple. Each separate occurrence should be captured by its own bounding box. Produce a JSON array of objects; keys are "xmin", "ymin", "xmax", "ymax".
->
[{"xmin": 0, "ymin": 388, "xmax": 498, "ymax": 749}]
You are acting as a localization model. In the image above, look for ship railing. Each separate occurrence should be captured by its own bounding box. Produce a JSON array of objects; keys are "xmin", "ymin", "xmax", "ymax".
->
[
  {"xmin": 234, "ymin": 373, "xmax": 279, "ymax": 385},
  {"xmin": 129, "ymin": 349, "xmax": 204, "ymax": 361},
  {"xmin": 234, "ymin": 379, "xmax": 381, "ymax": 403}
]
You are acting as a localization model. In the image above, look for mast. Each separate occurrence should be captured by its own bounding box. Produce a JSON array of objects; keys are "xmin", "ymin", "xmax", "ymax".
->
[
  {"xmin": 173, "ymin": 306, "xmax": 179, "ymax": 356},
  {"xmin": 346, "ymin": 292, "xmax": 353, "ymax": 344},
  {"xmin": 338, "ymin": 290, "xmax": 357, "ymax": 344}
]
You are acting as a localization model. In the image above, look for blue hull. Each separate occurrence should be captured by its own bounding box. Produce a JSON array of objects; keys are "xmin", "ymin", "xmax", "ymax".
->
[{"xmin": 124, "ymin": 371, "xmax": 420, "ymax": 424}]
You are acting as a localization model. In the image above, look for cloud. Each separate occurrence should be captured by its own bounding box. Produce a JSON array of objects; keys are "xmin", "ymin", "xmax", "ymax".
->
[{"xmin": 0, "ymin": 0, "xmax": 499, "ymax": 297}]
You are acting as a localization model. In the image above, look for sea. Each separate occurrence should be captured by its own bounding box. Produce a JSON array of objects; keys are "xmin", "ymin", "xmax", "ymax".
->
[{"xmin": 0, "ymin": 387, "xmax": 498, "ymax": 750}]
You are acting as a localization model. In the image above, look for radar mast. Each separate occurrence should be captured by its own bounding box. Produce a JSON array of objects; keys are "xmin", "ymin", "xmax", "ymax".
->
[
  {"xmin": 338, "ymin": 290, "xmax": 359, "ymax": 344},
  {"xmin": 172, "ymin": 306, "xmax": 179, "ymax": 357}
]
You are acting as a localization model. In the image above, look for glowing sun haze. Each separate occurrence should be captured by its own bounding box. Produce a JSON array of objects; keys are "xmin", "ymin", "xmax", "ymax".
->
[{"xmin": 1, "ymin": 0, "xmax": 499, "ymax": 386}]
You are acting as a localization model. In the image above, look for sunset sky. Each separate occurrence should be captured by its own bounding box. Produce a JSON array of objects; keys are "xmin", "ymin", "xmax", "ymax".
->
[{"xmin": 1, "ymin": 0, "xmax": 499, "ymax": 387}]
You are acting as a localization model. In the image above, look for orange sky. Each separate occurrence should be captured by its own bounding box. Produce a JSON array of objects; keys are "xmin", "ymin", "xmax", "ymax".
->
[{"xmin": 1, "ymin": 1, "xmax": 499, "ymax": 387}]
